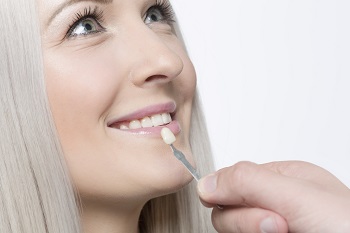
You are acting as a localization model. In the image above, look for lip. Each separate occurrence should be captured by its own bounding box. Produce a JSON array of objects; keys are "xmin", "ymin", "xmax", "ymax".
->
[
  {"xmin": 107, "ymin": 102, "xmax": 176, "ymax": 125},
  {"xmin": 107, "ymin": 101, "xmax": 180, "ymax": 136}
]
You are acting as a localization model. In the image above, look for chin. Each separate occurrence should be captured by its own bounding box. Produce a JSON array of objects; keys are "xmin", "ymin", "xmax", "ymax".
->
[
  {"xmin": 140, "ymin": 156, "xmax": 195, "ymax": 200},
  {"xmin": 71, "ymin": 130, "xmax": 195, "ymax": 205}
]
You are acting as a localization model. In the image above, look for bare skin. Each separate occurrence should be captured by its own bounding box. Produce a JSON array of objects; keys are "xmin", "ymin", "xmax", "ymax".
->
[
  {"xmin": 37, "ymin": 0, "xmax": 197, "ymax": 232},
  {"xmin": 198, "ymin": 161, "xmax": 350, "ymax": 233},
  {"xmin": 36, "ymin": 1, "xmax": 350, "ymax": 232}
]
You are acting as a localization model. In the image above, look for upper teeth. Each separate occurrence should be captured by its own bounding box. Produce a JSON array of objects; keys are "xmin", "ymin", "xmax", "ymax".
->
[{"xmin": 120, "ymin": 113, "xmax": 172, "ymax": 130}]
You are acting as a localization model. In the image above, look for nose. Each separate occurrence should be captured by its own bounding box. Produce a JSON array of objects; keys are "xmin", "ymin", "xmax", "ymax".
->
[{"xmin": 125, "ymin": 23, "xmax": 184, "ymax": 87}]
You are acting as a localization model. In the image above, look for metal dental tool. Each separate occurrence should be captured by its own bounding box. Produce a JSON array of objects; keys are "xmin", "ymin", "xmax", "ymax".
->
[
  {"xmin": 169, "ymin": 144, "xmax": 201, "ymax": 181},
  {"xmin": 161, "ymin": 127, "xmax": 201, "ymax": 181},
  {"xmin": 160, "ymin": 127, "xmax": 224, "ymax": 209}
]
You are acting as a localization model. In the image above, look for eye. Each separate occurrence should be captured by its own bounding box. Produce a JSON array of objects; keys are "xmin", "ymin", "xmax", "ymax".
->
[
  {"xmin": 144, "ymin": 1, "xmax": 175, "ymax": 25},
  {"xmin": 66, "ymin": 6, "xmax": 106, "ymax": 38},
  {"xmin": 70, "ymin": 18, "xmax": 101, "ymax": 36},
  {"xmin": 144, "ymin": 7, "xmax": 165, "ymax": 24}
]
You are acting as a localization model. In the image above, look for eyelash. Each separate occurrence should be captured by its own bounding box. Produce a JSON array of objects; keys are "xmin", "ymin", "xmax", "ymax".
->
[
  {"xmin": 65, "ymin": 0, "xmax": 175, "ymax": 39},
  {"xmin": 66, "ymin": 6, "xmax": 105, "ymax": 38},
  {"xmin": 151, "ymin": 0, "xmax": 176, "ymax": 23}
]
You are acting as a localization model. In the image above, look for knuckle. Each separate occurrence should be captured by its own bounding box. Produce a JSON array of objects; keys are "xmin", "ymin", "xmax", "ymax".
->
[
  {"xmin": 226, "ymin": 161, "xmax": 255, "ymax": 190},
  {"xmin": 266, "ymin": 160, "xmax": 319, "ymax": 177},
  {"xmin": 215, "ymin": 162, "xmax": 258, "ymax": 205}
]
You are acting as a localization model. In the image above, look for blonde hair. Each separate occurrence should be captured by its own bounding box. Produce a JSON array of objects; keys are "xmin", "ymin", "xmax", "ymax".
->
[
  {"xmin": 0, "ymin": 0, "xmax": 81, "ymax": 232},
  {"xmin": 0, "ymin": 0, "xmax": 215, "ymax": 232}
]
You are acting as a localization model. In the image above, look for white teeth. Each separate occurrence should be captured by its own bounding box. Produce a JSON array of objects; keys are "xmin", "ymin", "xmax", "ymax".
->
[
  {"xmin": 129, "ymin": 120, "xmax": 142, "ymax": 129},
  {"xmin": 151, "ymin": 114, "xmax": 164, "ymax": 127},
  {"xmin": 141, "ymin": 117, "xmax": 153, "ymax": 128},
  {"xmin": 120, "ymin": 124, "xmax": 129, "ymax": 130},
  {"xmin": 162, "ymin": 113, "xmax": 171, "ymax": 124},
  {"xmin": 118, "ymin": 112, "xmax": 173, "ymax": 130}
]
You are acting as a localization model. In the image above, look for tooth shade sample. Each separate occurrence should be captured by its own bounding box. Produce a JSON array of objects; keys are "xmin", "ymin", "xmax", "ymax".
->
[
  {"xmin": 129, "ymin": 120, "xmax": 142, "ymax": 129},
  {"xmin": 151, "ymin": 114, "xmax": 164, "ymax": 126},
  {"xmin": 161, "ymin": 127, "xmax": 176, "ymax": 145},
  {"xmin": 141, "ymin": 117, "xmax": 153, "ymax": 128}
]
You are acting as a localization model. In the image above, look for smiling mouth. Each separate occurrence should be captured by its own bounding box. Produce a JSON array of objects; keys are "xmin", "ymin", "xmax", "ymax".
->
[{"xmin": 109, "ymin": 112, "xmax": 173, "ymax": 130}]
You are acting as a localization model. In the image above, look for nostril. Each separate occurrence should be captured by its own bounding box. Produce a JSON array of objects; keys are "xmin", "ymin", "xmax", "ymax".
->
[{"xmin": 145, "ymin": 75, "xmax": 168, "ymax": 83}]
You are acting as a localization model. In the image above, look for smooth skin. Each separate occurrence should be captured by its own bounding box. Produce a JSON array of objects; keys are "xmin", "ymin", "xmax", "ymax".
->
[
  {"xmin": 37, "ymin": 0, "xmax": 196, "ymax": 232},
  {"xmin": 198, "ymin": 161, "xmax": 350, "ymax": 233}
]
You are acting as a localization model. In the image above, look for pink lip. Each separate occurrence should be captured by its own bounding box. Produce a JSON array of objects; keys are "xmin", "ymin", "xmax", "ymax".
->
[
  {"xmin": 107, "ymin": 101, "xmax": 180, "ymax": 136},
  {"xmin": 107, "ymin": 102, "xmax": 176, "ymax": 125}
]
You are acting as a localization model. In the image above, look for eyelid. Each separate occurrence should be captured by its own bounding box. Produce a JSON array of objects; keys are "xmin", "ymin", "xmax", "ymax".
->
[
  {"xmin": 143, "ymin": 0, "xmax": 176, "ymax": 24},
  {"xmin": 47, "ymin": 0, "xmax": 112, "ymax": 28},
  {"xmin": 64, "ymin": 6, "xmax": 106, "ymax": 39}
]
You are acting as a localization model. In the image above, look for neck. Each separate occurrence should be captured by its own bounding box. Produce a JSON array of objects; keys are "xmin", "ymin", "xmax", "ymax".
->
[{"xmin": 81, "ymin": 199, "xmax": 145, "ymax": 233}]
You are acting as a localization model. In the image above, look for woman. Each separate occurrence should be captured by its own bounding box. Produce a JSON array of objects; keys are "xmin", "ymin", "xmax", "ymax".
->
[
  {"xmin": 2, "ymin": 0, "xmax": 350, "ymax": 232},
  {"xmin": 1, "ymin": 0, "xmax": 214, "ymax": 232}
]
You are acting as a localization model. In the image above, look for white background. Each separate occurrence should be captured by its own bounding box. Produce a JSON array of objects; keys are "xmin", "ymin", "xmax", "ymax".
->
[{"xmin": 171, "ymin": 0, "xmax": 350, "ymax": 186}]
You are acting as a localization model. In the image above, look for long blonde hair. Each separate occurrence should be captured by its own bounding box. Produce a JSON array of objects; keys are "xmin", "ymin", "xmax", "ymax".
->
[
  {"xmin": 0, "ymin": 0, "xmax": 215, "ymax": 232},
  {"xmin": 0, "ymin": 0, "xmax": 81, "ymax": 232}
]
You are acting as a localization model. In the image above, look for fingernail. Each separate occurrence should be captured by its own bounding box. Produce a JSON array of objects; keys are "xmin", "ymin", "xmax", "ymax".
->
[
  {"xmin": 260, "ymin": 217, "xmax": 278, "ymax": 233},
  {"xmin": 198, "ymin": 174, "xmax": 217, "ymax": 194}
]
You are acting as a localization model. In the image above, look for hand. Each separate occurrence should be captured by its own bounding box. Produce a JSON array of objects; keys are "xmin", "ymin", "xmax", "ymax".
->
[{"xmin": 197, "ymin": 161, "xmax": 350, "ymax": 233}]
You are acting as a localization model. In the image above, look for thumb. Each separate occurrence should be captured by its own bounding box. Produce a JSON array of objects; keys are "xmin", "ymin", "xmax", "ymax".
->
[{"xmin": 197, "ymin": 161, "xmax": 304, "ymax": 216}]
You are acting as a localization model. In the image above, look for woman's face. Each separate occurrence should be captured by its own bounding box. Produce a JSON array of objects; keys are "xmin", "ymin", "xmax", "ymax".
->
[{"xmin": 37, "ymin": 0, "xmax": 196, "ymax": 204}]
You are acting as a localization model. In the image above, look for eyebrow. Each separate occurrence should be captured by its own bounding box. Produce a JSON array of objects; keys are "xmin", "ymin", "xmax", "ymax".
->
[{"xmin": 47, "ymin": 0, "xmax": 113, "ymax": 27}]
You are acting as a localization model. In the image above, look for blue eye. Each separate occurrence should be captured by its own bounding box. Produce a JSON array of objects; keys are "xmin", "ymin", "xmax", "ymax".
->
[
  {"xmin": 145, "ymin": 7, "xmax": 164, "ymax": 24},
  {"xmin": 70, "ymin": 18, "xmax": 101, "ymax": 36},
  {"xmin": 66, "ymin": 6, "xmax": 106, "ymax": 38},
  {"xmin": 144, "ymin": 1, "xmax": 175, "ymax": 25}
]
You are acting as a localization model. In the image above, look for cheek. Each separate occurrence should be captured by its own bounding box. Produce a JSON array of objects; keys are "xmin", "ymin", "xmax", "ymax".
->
[
  {"xmin": 43, "ymin": 48, "xmax": 132, "ymax": 196},
  {"xmin": 170, "ymin": 46, "xmax": 197, "ymax": 146},
  {"xmin": 180, "ymin": 57, "xmax": 197, "ymax": 100},
  {"xmin": 171, "ymin": 43, "xmax": 197, "ymax": 102},
  {"xmin": 43, "ymin": 48, "xmax": 121, "ymax": 147}
]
